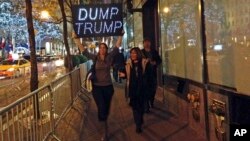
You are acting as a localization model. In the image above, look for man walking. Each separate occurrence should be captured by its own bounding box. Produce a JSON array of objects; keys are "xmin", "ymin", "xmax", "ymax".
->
[
  {"xmin": 113, "ymin": 48, "xmax": 125, "ymax": 83},
  {"xmin": 141, "ymin": 38, "xmax": 162, "ymax": 112}
]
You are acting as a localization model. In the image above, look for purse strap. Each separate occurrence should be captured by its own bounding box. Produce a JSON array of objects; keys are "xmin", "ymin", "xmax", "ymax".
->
[{"xmin": 91, "ymin": 56, "xmax": 98, "ymax": 74}]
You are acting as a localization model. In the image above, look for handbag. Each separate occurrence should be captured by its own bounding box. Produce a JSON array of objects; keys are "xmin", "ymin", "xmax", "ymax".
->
[
  {"xmin": 85, "ymin": 71, "xmax": 94, "ymax": 92},
  {"xmin": 85, "ymin": 59, "xmax": 97, "ymax": 92}
]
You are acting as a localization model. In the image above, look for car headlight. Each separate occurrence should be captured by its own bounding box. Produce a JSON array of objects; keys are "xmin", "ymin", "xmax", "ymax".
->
[
  {"xmin": 7, "ymin": 68, "xmax": 15, "ymax": 72},
  {"xmin": 42, "ymin": 63, "xmax": 47, "ymax": 67}
]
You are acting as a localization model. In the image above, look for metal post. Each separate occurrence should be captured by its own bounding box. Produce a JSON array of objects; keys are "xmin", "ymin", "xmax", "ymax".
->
[
  {"xmin": 33, "ymin": 93, "xmax": 40, "ymax": 120},
  {"xmin": 48, "ymin": 84, "xmax": 61, "ymax": 141},
  {"xmin": 0, "ymin": 115, "xmax": 3, "ymax": 141},
  {"xmin": 200, "ymin": 0, "xmax": 210, "ymax": 140}
]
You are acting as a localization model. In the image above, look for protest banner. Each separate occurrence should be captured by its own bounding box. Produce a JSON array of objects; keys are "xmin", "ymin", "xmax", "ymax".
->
[{"xmin": 72, "ymin": 4, "xmax": 123, "ymax": 37}]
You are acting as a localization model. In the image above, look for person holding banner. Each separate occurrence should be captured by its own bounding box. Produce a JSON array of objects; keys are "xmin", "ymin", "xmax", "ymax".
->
[{"xmin": 73, "ymin": 32, "xmax": 123, "ymax": 141}]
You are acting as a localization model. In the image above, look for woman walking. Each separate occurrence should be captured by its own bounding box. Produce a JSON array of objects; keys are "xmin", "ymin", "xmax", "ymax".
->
[
  {"xmin": 119, "ymin": 47, "xmax": 152, "ymax": 133},
  {"xmin": 73, "ymin": 34, "xmax": 123, "ymax": 141}
]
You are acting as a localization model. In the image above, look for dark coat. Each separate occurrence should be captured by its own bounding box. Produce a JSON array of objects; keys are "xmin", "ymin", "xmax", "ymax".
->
[
  {"xmin": 141, "ymin": 49, "xmax": 162, "ymax": 77},
  {"xmin": 124, "ymin": 59, "xmax": 152, "ymax": 109},
  {"xmin": 113, "ymin": 52, "xmax": 125, "ymax": 67}
]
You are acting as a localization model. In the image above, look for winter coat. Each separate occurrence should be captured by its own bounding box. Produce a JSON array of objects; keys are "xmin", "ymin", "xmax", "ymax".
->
[
  {"xmin": 141, "ymin": 49, "xmax": 162, "ymax": 77},
  {"xmin": 124, "ymin": 58, "xmax": 152, "ymax": 106}
]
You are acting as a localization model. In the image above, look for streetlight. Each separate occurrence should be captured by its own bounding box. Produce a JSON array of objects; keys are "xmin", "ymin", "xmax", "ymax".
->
[
  {"xmin": 40, "ymin": 10, "xmax": 50, "ymax": 19},
  {"xmin": 163, "ymin": 7, "xmax": 170, "ymax": 14}
]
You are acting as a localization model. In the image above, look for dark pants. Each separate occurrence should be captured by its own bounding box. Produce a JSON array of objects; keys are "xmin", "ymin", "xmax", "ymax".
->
[
  {"xmin": 133, "ymin": 109, "xmax": 144, "ymax": 128},
  {"xmin": 131, "ymin": 98, "xmax": 144, "ymax": 128},
  {"xmin": 92, "ymin": 85, "xmax": 114, "ymax": 121},
  {"xmin": 113, "ymin": 65, "xmax": 122, "ymax": 83},
  {"xmin": 149, "ymin": 79, "xmax": 157, "ymax": 106}
]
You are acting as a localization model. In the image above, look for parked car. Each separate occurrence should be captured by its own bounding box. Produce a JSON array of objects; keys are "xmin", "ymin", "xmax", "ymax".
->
[{"xmin": 0, "ymin": 59, "xmax": 31, "ymax": 78}]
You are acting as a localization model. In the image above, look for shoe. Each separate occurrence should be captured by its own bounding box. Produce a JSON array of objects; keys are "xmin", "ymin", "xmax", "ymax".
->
[
  {"xmin": 136, "ymin": 127, "xmax": 142, "ymax": 133},
  {"xmin": 151, "ymin": 104, "xmax": 154, "ymax": 108},
  {"xmin": 145, "ymin": 109, "xmax": 150, "ymax": 113},
  {"xmin": 101, "ymin": 121, "xmax": 109, "ymax": 141},
  {"xmin": 150, "ymin": 102, "xmax": 154, "ymax": 108}
]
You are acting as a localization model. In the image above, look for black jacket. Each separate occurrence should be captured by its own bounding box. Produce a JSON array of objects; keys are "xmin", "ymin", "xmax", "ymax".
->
[
  {"xmin": 113, "ymin": 52, "xmax": 125, "ymax": 68},
  {"xmin": 123, "ymin": 59, "xmax": 152, "ymax": 108},
  {"xmin": 141, "ymin": 49, "xmax": 162, "ymax": 77}
]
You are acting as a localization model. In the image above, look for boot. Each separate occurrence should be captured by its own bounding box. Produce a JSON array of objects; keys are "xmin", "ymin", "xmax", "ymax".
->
[
  {"xmin": 136, "ymin": 126, "xmax": 142, "ymax": 134},
  {"xmin": 101, "ymin": 121, "xmax": 109, "ymax": 141},
  {"xmin": 150, "ymin": 100, "xmax": 154, "ymax": 108}
]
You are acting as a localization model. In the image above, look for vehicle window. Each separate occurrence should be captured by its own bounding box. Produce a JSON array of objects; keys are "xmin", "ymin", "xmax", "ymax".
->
[
  {"xmin": 22, "ymin": 60, "xmax": 27, "ymax": 64},
  {"xmin": 19, "ymin": 60, "xmax": 26, "ymax": 65},
  {"xmin": 1, "ymin": 60, "xmax": 10, "ymax": 65},
  {"xmin": 13, "ymin": 60, "xmax": 19, "ymax": 65},
  {"xmin": 0, "ymin": 60, "xmax": 18, "ymax": 65},
  {"xmin": 19, "ymin": 60, "xmax": 23, "ymax": 65}
]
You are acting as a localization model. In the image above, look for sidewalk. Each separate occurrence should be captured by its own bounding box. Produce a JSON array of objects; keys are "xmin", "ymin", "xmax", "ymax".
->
[{"xmin": 79, "ymin": 83, "xmax": 207, "ymax": 141}]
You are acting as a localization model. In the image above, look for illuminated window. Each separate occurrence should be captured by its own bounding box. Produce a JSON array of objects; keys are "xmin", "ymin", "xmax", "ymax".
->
[
  {"xmin": 205, "ymin": 0, "xmax": 250, "ymax": 95},
  {"xmin": 159, "ymin": 0, "xmax": 202, "ymax": 82}
]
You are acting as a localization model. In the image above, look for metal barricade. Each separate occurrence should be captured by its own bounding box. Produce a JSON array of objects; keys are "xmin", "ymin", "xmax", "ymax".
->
[
  {"xmin": 0, "ymin": 66, "xmax": 31, "ymax": 107},
  {"xmin": 0, "ymin": 68, "xmax": 86, "ymax": 141}
]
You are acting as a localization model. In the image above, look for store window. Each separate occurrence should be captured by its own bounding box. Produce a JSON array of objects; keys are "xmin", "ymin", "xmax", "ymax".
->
[
  {"xmin": 126, "ymin": 15, "xmax": 135, "ymax": 48},
  {"xmin": 205, "ymin": 0, "xmax": 250, "ymax": 94},
  {"xmin": 159, "ymin": 0, "xmax": 203, "ymax": 82},
  {"xmin": 126, "ymin": 0, "xmax": 144, "ymax": 48}
]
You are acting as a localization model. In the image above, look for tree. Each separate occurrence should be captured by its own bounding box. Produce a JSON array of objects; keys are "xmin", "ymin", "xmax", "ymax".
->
[
  {"xmin": 32, "ymin": 0, "xmax": 76, "ymax": 71},
  {"xmin": 0, "ymin": 1, "xmax": 62, "ymax": 55},
  {"xmin": 0, "ymin": 2, "xmax": 27, "ymax": 57},
  {"xmin": 25, "ymin": 0, "xmax": 38, "ymax": 92},
  {"xmin": 58, "ymin": 0, "xmax": 72, "ymax": 71},
  {"xmin": 24, "ymin": 0, "xmax": 41, "ymax": 120}
]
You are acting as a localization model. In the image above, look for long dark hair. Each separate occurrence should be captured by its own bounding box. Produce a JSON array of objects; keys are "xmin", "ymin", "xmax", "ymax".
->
[
  {"xmin": 130, "ymin": 47, "xmax": 143, "ymax": 61},
  {"xmin": 97, "ymin": 43, "xmax": 109, "ymax": 60}
]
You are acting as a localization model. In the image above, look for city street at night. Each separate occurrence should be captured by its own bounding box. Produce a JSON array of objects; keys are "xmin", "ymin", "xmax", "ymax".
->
[
  {"xmin": 1, "ymin": 0, "xmax": 250, "ymax": 141},
  {"xmin": 0, "ymin": 62, "xmax": 65, "ymax": 107}
]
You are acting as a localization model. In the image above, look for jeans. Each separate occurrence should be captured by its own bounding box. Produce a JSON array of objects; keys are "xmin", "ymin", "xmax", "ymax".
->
[
  {"xmin": 149, "ymin": 79, "xmax": 157, "ymax": 106},
  {"xmin": 113, "ymin": 65, "xmax": 124, "ymax": 83},
  {"xmin": 113, "ymin": 65, "xmax": 119, "ymax": 82},
  {"xmin": 92, "ymin": 85, "xmax": 114, "ymax": 121}
]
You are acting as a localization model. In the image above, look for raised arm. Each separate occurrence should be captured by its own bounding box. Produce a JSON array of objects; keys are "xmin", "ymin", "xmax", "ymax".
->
[
  {"xmin": 115, "ymin": 35, "xmax": 123, "ymax": 48},
  {"xmin": 108, "ymin": 34, "xmax": 123, "ymax": 59},
  {"xmin": 115, "ymin": 30, "xmax": 125, "ymax": 48},
  {"xmin": 72, "ymin": 32, "xmax": 96, "ymax": 60},
  {"xmin": 72, "ymin": 32, "xmax": 85, "ymax": 52}
]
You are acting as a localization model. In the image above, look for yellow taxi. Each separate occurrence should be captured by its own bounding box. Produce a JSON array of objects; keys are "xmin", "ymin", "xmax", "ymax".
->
[{"xmin": 0, "ymin": 59, "xmax": 31, "ymax": 78}]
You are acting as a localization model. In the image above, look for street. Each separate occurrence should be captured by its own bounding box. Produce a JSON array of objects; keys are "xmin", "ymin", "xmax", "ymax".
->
[
  {"xmin": 0, "ymin": 77, "xmax": 21, "ymax": 87},
  {"xmin": 0, "ymin": 62, "xmax": 66, "ymax": 108}
]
